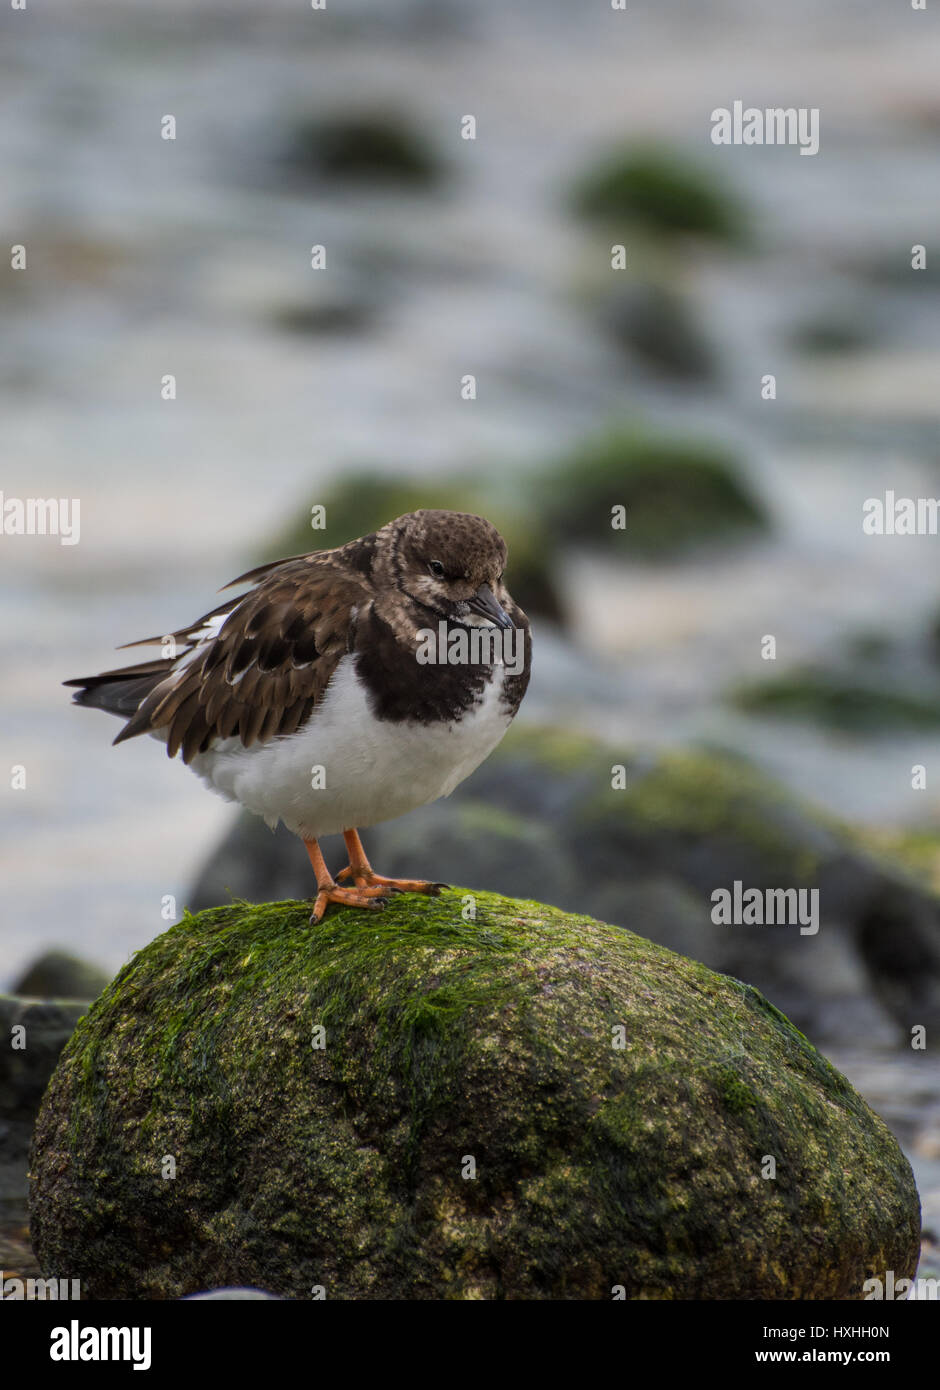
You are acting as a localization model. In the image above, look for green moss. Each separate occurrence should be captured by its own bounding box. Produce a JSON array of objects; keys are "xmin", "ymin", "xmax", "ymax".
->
[
  {"xmin": 67, "ymin": 894, "xmax": 582, "ymax": 1163},
  {"xmin": 541, "ymin": 426, "xmax": 766, "ymax": 557},
  {"xmin": 731, "ymin": 667, "xmax": 940, "ymax": 733},
  {"xmin": 714, "ymin": 1065, "xmax": 758, "ymax": 1114},
  {"xmin": 571, "ymin": 144, "xmax": 749, "ymax": 245}
]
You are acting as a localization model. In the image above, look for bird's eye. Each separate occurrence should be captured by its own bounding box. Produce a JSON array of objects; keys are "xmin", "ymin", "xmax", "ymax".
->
[{"xmin": 428, "ymin": 560, "xmax": 445, "ymax": 578}]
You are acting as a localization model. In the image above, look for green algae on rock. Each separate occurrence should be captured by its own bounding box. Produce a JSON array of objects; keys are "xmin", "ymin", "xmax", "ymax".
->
[
  {"xmin": 571, "ymin": 144, "xmax": 749, "ymax": 245},
  {"xmin": 731, "ymin": 665, "xmax": 940, "ymax": 733},
  {"xmin": 29, "ymin": 893, "xmax": 919, "ymax": 1300},
  {"xmin": 541, "ymin": 427, "xmax": 766, "ymax": 557}
]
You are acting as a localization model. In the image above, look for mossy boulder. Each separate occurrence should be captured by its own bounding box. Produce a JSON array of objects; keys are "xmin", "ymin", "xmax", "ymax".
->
[
  {"xmin": 731, "ymin": 665, "xmax": 940, "ymax": 733},
  {"xmin": 540, "ymin": 427, "xmax": 765, "ymax": 556},
  {"xmin": 571, "ymin": 144, "xmax": 748, "ymax": 245},
  {"xmin": 30, "ymin": 893, "xmax": 919, "ymax": 1300}
]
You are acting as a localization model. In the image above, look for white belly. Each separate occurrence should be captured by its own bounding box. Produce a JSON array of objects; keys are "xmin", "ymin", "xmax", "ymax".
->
[{"xmin": 187, "ymin": 654, "xmax": 513, "ymax": 839}]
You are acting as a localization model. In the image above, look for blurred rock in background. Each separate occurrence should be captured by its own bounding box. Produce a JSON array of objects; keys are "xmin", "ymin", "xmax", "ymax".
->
[{"xmin": 0, "ymin": 996, "xmax": 93, "ymax": 1279}]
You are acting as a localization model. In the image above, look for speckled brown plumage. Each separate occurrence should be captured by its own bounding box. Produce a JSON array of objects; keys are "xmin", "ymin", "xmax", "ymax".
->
[{"xmin": 66, "ymin": 509, "xmax": 531, "ymax": 763}]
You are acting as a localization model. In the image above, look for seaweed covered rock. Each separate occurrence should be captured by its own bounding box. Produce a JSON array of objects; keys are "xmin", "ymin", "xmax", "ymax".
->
[
  {"xmin": 30, "ymin": 894, "xmax": 919, "ymax": 1300},
  {"xmin": 731, "ymin": 664, "xmax": 940, "ymax": 733},
  {"xmin": 571, "ymin": 143, "xmax": 748, "ymax": 244},
  {"xmin": 541, "ymin": 426, "xmax": 765, "ymax": 557}
]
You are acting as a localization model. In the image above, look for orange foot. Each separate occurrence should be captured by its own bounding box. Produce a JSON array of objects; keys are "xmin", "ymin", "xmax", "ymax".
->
[
  {"xmin": 303, "ymin": 835, "xmax": 391, "ymax": 924},
  {"xmin": 336, "ymin": 828, "xmax": 447, "ymax": 897},
  {"xmin": 310, "ymin": 880, "xmax": 389, "ymax": 924},
  {"xmin": 336, "ymin": 865, "xmax": 446, "ymax": 895}
]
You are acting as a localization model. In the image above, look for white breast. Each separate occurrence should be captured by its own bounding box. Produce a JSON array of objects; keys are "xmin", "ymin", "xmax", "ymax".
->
[{"xmin": 187, "ymin": 654, "xmax": 514, "ymax": 840}]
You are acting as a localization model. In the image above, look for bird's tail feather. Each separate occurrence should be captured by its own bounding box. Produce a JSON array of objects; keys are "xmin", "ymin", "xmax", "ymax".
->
[{"xmin": 64, "ymin": 659, "xmax": 176, "ymax": 721}]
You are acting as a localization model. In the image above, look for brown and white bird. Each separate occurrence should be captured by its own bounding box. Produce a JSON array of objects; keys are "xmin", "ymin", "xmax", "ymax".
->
[{"xmin": 66, "ymin": 510, "xmax": 531, "ymax": 921}]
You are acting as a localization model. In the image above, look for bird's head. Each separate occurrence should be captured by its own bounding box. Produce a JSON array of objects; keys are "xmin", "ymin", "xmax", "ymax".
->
[{"xmin": 377, "ymin": 509, "xmax": 514, "ymax": 629}]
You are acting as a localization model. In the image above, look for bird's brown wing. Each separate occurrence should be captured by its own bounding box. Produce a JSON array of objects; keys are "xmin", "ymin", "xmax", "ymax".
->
[{"xmin": 112, "ymin": 554, "xmax": 372, "ymax": 763}]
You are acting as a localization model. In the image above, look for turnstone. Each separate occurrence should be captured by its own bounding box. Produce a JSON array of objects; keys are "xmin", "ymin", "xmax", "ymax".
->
[{"xmin": 66, "ymin": 510, "xmax": 531, "ymax": 921}]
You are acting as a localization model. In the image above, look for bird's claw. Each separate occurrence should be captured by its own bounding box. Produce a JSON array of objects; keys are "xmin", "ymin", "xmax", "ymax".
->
[
  {"xmin": 335, "ymin": 866, "xmax": 448, "ymax": 896},
  {"xmin": 310, "ymin": 882, "xmax": 390, "ymax": 924}
]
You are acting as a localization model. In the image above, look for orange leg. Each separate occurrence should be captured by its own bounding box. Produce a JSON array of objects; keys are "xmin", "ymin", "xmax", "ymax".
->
[
  {"xmin": 335, "ymin": 828, "xmax": 446, "ymax": 897},
  {"xmin": 303, "ymin": 837, "xmax": 389, "ymax": 923}
]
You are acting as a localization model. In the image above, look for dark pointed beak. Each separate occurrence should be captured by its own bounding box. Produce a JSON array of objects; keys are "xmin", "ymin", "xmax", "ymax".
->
[{"xmin": 467, "ymin": 583, "xmax": 513, "ymax": 629}]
